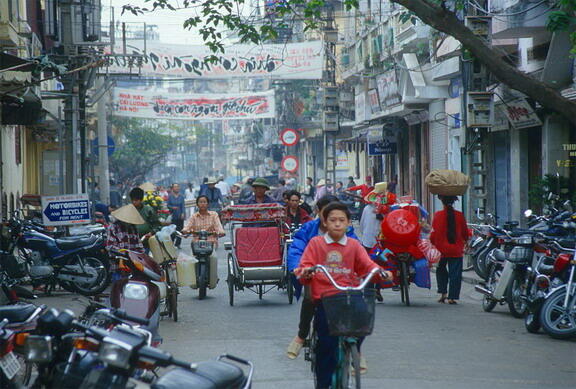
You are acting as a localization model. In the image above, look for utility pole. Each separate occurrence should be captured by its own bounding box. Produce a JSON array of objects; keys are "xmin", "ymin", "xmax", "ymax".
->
[{"xmin": 96, "ymin": 77, "xmax": 110, "ymax": 204}]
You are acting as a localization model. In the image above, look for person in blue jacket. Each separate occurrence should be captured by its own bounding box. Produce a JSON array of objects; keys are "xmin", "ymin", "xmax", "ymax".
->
[{"xmin": 286, "ymin": 195, "xmax": 359, "ymax": 360}]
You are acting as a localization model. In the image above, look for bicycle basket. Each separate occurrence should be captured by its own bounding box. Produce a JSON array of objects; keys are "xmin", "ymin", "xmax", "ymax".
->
[
  {"xmin": 321, "ymin": 289, "xmax": 376, "ymax": 337},
  {"xmin": 0, "ymin": 252, "xmax": 26, "ymax": 278}
]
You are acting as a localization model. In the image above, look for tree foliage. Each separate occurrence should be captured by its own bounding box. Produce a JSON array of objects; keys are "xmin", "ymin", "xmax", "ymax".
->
[{"xmin": 110, "ymin": 117, "xmax": 176, "ymax": 187}]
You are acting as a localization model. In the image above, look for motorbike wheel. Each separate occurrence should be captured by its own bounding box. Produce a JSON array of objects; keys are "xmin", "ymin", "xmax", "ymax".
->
[
  {"xmin": 473, "ymin": 248, "xmax": 491, "ymax": 281},
  {"xmin": 507, "ymin": 272, "xmax": 528, "ymax": 318},
  {"xmin": 68, "ymin": 255, "xmax": 111, "ymax": 296},
  {"xmin": 525, "ymin": 312, "xmax": 541, "ymax": 333},
  {"xmin": 400, "ymin": 261, "xmax": 410, "ymax": 307},
  {"xmin": 539, "ymin": 288, "xmax": 576, "ymax": 339},
  {"xmin": 482, "ymin": 264, "xmax": 499, "ymax": 312},
  {"xmin": 198, "ymin": 263, "xmax": 207, "ymax": 300},
  {"xmin": 169, "ymin": 284, "xmax": 178, "ymax": 322}
]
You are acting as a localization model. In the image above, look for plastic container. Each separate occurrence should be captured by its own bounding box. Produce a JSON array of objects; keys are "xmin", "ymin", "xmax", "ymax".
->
[
  {"xmin": 177, "ymin": 253, "xmax": 197, "ymax": 288},
  {"xmin": 381, "ymin": 209, "xmax": 420, "ymax": 247}
]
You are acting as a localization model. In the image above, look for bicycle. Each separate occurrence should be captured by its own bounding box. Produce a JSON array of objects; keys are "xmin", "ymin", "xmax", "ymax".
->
[{"xmin": 303, "ymin": 265, "xmax": 387, "ymax": 389}]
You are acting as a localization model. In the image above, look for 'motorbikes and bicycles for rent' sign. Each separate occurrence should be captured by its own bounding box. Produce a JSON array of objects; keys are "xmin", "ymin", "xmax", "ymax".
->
[
  {"xmin": 112, "ymin": 88, "xmax": 276, "ymax": 121},
  {"xmin": 103, "ymin": 41, "xmax": 323, "ymax": 79},
  {"xmin": 42, "ymin": 194, "xmax": 91, "ymax": 226}
]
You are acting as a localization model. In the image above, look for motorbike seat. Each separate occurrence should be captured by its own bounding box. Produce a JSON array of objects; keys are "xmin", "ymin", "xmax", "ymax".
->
[
  {"xmin": 0, "ymin": 303, "xmax": 37, "ymax": 323},
  {"xmin": 55, "ymin": 235, "xmax": 98, "ymax": 250},
  {"xmin": 152, "ymin": 361, "xmax": 245, "ymax": 389},
  {"xmin": 492, "ymin": 249, "xmax": 507, "ymax": 262}
]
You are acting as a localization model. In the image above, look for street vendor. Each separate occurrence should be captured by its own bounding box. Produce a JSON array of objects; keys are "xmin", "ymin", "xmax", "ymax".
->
[
  {"xmin": 242, "ymin": 178, "xmax": 275, "ymax": 204},
  {"xmin": 106, "ymin": 204, "xmax": 145, "ymax": 280}
]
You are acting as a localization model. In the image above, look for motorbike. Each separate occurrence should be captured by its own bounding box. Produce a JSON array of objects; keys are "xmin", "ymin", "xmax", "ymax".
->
[
  {"xmin": 24, "ymin": 309, "xmax": 254, "ymax": 389},
  {"xmin": 539, "ymin": 237, "xmax": 576, "ymax": 339},
  {"xmin": 186, "ymin": 231, "xmax": 218, "ymax": 300},
  {"xmin": 3, "ymin": 216, "xmax": 111, "ymax": 296}
]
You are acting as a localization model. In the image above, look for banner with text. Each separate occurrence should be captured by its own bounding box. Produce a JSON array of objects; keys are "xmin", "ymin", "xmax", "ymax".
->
[
  {"xmin": 103, "ymin": 41, "xmax": 323, "ymax": 79},
  {"xmin": 112, "ymin": 88, "xmax": 276, "ymax": 121}
]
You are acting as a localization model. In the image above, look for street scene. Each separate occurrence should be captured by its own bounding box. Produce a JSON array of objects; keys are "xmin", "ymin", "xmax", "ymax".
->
[{"xmin": 1, "ymin": 0, "xmax": 576, "ymax": 388}]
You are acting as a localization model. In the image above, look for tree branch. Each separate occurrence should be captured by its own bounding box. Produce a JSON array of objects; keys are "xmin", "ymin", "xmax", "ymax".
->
[{"xmin": 392, "ymin": 0, "xmax": 576, "ymax": 126}]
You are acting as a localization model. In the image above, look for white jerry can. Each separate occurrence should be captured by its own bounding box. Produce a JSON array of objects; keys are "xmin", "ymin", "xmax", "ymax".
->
[{"xmin": 177, "ymin": 253, "xmax": 198, "ymax": 288}]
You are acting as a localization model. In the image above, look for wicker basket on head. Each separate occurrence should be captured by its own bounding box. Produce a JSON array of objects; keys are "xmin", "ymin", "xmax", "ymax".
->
[{"xmin": 425, "ymin": 169, "xmax": 470, "ymax": 196}]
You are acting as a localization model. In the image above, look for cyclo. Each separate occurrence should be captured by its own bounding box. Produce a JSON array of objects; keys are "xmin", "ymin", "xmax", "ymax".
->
[{"xmin": 222, "ymin": 203, "xmax": 294, "ymax": 305}]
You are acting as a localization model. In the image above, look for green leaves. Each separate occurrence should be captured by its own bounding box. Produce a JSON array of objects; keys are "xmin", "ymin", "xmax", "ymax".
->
[{"xmin": 546, "ymin": 10, "xmax": 573, "ymax": 31}]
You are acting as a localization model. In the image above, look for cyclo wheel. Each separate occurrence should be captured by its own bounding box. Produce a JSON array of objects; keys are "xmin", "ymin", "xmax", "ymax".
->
[
  {"xmin": 400, "ymin": 260, "xmax": 410, "ymax": 307},
  {"xmin": 227, "ymin": 254, "xmax": 234, "ymax": 306}
]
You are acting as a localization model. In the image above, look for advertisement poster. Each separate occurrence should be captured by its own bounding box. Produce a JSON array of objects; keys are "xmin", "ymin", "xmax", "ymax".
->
[
  {"xmin": 376, "ymin": 70, "xmax": 402, "ymax": 108},
  {"xmin": 112, "ymin": 88, "xmax": 276, "ymax": 121},
  {"xmin": 103, "ymin": 41, "xmax": 324, "ymax": 79}
]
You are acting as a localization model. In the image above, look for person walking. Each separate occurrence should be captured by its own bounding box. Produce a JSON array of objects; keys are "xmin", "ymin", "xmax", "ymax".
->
[
  {"xmin": 239, "ymin": 177, "xmax": 254, "ymax": 204},
  {"xmin": 215, "ymin": 176, "xmax": 231, "ymax": 204},
  {"xmin": 271, "ymin": 179, "xmax": 288, "ymax": 203},
  {"xmin": 167, "ymin": 183, "xmax": 186, "ymax": 248},
  {"xmin": 201, "ymin": 178, "xmax": 225, "ymax": 212},
  {"xmin": 304, "ymin": 177, "xmax": 315, "ymax": 205},
  {"xmin": 346, "ymin": 176, "xmax": 356, "ymax": 189},
  {"xmin": 430, "ymin": 195, "xmax": 471, "ymax": 304}
]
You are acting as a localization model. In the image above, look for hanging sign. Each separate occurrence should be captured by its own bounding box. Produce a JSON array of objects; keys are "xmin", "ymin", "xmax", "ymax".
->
[
  {"xmin": 280, "ymin": 128, "xmax": 300, "ymax": 146},
  {"xmin": 501, "ymin": 98, "xmax": 542, "ymax": 129},
  {"xmin": 112, "ymin": 88, "xmax": 275, "ymax": 121},
  {"xmin": 42, "ymin": 194, "xmax": 91, "ymax": 226},
  {"xmin": 103, "ymin": 41, "xmax": 324, "ymax": 79},
  {"xmin": 367, "ymin": 127, "xmax": 397, "ymax": 155},
  {"xmin": 281, "ymin": 155, "xmax": 299, "ymax": 172}
]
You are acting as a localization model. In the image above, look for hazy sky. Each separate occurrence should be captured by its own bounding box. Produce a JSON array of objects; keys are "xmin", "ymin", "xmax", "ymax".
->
[{"xmin": 107, "ymin": 0, "xmax": 258, "ymax": 45}]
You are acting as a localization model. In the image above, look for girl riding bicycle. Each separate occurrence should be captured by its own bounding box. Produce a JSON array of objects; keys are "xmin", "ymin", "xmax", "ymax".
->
[{"xmin": 295, "ymin": 202, "xmax": 391, "ymax": 388}]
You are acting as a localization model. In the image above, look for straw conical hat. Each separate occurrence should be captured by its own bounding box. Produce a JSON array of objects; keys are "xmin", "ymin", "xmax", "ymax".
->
[
  {"xmin": 139, "ymin": 182, "xmax": 156, "ymax": 192},
  {"xmin": 111, "ymin": 204, "xmax": 145, "ymax": 225},
  {"xmin": 364, "ymin": 182, "xmax": 388, "ymax": 203}
]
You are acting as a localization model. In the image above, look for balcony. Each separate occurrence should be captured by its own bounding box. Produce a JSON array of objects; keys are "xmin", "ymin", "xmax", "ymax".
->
[
  {"xmin": 392, "ymin": 17, "xmax": 431, "ymax": 55},
  {"xmin": 491, "ymin": 1, "xmax": 550, "ymax": 40},
  {"xmin": 0, "ymin": 20, "xmax": 19, "ymax": 47}
]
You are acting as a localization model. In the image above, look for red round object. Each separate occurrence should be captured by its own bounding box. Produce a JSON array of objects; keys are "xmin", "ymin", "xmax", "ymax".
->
[{"xmin": 381, "ymin": 209, "xmax": 421, "ymax": 246}]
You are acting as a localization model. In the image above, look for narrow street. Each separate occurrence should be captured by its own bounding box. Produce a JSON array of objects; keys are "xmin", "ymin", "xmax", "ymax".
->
[{"xmin": 37, "ymin": 234, "xmax": 576, "ymax": 389}]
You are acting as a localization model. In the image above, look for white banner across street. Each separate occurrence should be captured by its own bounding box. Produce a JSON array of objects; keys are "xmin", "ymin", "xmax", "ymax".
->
[
  {"xmin": 112, "ymin": 88, "xmax": 276, "ymax": 121},
  {"xmin": 103, "ymin": 41, "xmax": 324, "ymax": 79}
]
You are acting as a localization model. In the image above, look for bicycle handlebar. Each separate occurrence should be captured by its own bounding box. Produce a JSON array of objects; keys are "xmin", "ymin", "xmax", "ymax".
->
[{"xmin": 309, "ymin": 265, "xmax": 387, "ymax": 291}]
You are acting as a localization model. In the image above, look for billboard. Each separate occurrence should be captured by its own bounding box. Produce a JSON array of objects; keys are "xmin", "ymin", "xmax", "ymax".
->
[{"xmin": 112, "ymin": 88, "xmax": 276, "ymax": 121}]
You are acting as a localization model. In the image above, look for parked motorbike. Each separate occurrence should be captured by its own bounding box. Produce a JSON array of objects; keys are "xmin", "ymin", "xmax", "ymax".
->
[
  {"xmin": 539, "ymin": 237, "xmax": 576, "ymax": 339},
  {"xmin": 186, "ymin": 231, "xmax": 218, "ymax": 300},
  {"xmin": 24, "ymin": 309, "xmax": 254, "ymax": 389},
  {"xmin": 3, "ymin": 216, "xmax": 110, "ymax": 296}
]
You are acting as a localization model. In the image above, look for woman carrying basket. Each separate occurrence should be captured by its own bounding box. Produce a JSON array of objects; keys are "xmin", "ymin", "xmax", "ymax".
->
[{"xmin": 295, "ymin": 202, "xmax": 392, "ymax": 388}]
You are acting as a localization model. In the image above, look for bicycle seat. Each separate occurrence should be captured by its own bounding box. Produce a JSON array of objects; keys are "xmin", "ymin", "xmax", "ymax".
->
[
  {"xmin": 0, "ymin": 303, "xmax": 37, "ymax": 323},
  {"xmin": 152, "ymin": 361, "xmax": 245, "ymax": 389}
]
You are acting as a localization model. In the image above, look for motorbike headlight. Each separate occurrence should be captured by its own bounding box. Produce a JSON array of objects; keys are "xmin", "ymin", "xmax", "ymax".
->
[
  {"xmin": 25, "ymin": 335, "xmax": 52, "ymax": 362},
  {"xmin": 123, "ymin": 283, "xmax": 149, "ymax": 300},
  {"xmin": 99, "ymin": 340, "xmax": 132, "ymax": 369}
]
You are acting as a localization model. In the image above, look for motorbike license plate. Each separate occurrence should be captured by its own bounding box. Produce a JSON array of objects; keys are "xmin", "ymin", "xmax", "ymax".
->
[{"xmin": 0, "ymin": 351, "xmax": 21, "ymax": 380}]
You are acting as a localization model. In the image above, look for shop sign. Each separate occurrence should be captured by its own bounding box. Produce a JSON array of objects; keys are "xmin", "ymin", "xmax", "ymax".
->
[
  {"xmin": 336, "ymin": 151, "xmax": 349, "ymax": 170},
  {"xmin": 376, "ymin": 70, "xmax": 401, "ymax": 108},
  {"xmin": 42, "ymin": 194, "xmax": 91, "ymax": 226},
  {"xmin": 502, "ymin": 98, "xmax": 542, "ymax": 129},
  {"xmin": 367, "ymin": 127, "xmax": 397, "ymax": 155},
  {"xmin": 281, "ymin": 155, "xmax": 299, "ymax": 172},
  {"xmin": 367, "ymin": 89, "xmax": 381, "ymax": 114}
]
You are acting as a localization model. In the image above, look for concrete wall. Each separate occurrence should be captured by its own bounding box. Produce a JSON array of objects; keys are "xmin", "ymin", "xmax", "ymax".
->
[
  {"xmin": 542, "ymin": 114, "xmax": 571, "ymax": 177},
  {"xmin": 1, "ymin": 125, "xmax": 25, "ymax": 215}
]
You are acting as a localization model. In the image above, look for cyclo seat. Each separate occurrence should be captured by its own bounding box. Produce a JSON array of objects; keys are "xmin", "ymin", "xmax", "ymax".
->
[
  {"xmin": 152, "ymin": 361, "xmax": 245, "ymax": 389},
  {"xmin": 492, "ymin": 249, "xmax": 507, "ymax": 262},
  {"xmin": 235, "ymin": 227, "xmax": 282, "ymax": 267},
  {"xmin": 55, "ymin": 235, "xmax": 98, "ymax": 250},
  {"xmin": 0, "ymin": 303, "xmax": 37, "ymax": 323}
]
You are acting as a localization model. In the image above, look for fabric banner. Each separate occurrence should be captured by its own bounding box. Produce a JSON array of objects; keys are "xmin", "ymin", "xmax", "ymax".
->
[
  {"xmin": 112, "ymin": 88, "xmax": 276, "ymax": 121},
  {"xmin": 103, "ymin": 41, "xmax": 323, "ymax": 79}
]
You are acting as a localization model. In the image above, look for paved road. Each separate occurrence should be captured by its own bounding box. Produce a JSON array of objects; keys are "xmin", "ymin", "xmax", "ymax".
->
[{"xmin": 36, "ymin": 236, "xmax": 576, "ymax": 388}]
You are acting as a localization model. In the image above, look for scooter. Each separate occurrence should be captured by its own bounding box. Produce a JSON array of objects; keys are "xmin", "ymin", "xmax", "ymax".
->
[
  {"xmin": 109, "ymin": 249, "xmax": 165, "ymax": 345},
  {"xmin": 187, "ymin": 231, "xmax": 218, "ymax": 300}
]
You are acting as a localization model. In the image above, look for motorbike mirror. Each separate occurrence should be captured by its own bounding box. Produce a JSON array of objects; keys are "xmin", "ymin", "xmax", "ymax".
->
[
  {"xmin": 524, "ymin": 209, "xmax": 533, "ymax": 218},
  {"xmin": 475, "ymin": 208, "xmax": 484, "ymax": 220}
]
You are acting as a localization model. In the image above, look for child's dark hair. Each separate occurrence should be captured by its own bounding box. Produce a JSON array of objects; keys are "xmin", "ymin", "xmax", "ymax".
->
[
  {"xmin": 322, "ymin": 202, "xmax": 351, "ymax": 221},
  {"xmin": 129, "ymin": 187, "xmax": 144, "ymax": 201},
  {"xmin": 439, "ymin": 195, "xmax": 458, "ymax": 244},
  {"xmin": 196, "ymin": 195, "xmax": 210, "ymax": 204},
  {"xmin": 286, "ymin": 190, "xmax": 301, "ymax": 199},
  {"xmin": 316, "ymin": 195, "xmax": 339, "ymax": 211}
]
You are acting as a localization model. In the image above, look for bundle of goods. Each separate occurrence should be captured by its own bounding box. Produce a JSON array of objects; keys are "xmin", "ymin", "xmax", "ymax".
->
[{"xmin": 425, "ymin": 169, "xmax": 470, "ymax": 196}]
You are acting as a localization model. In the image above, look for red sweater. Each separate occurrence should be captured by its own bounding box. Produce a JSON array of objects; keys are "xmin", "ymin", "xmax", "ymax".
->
[
  {"xmin": 296, "ymin": 236, "xmax": 381, "ymax": 301},
  {"xmin": 430, "ymin": 208, "xmax": 471, "ymax": 258}
]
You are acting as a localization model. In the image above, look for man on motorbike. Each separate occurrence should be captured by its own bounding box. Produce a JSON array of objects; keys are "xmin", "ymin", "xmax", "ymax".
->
[{"xmin": 200, "ymin": 177, "xmax": 225, "ymax": 212}]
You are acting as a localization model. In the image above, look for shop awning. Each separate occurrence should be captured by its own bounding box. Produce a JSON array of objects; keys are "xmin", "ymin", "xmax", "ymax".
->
[
  {"xmin": 1, "ymin": 88, "xmax": 42, "ymax": 125},
  {"xmin": 0, "ymin": 52, "xmax": 36, "ymax": 72}
]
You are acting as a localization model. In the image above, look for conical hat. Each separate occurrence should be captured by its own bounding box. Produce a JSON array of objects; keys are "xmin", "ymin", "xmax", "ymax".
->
[
  {"xmin": 111, "ymin": 204, "xmax": 145, "ymax": 225},
  {"xmin": 364, "ymin": 182, "xmax": 388, "ymax": 203},
  {"xmin": 139, "ymin": 182, "xmax": 156, "ymax": 192}
]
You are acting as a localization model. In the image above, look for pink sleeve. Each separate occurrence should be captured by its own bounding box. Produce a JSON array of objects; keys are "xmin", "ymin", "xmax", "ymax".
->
[{"xmin": 353, "ymin": 241, "xmax": 381, "ymax": 282}]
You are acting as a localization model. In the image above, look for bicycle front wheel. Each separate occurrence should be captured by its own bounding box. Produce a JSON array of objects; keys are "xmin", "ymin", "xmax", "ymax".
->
[{"xmin": 350, "ymin": 343, "xmax": 361, "ymax": 389}]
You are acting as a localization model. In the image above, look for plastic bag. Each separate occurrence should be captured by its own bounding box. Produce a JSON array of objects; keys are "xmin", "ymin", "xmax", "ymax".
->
[
  {"xmin": 156, "ymin": 224, "xmax": 176, "ymax": 243},
  {"xmin": 416, "ymin": 238, "xmax": 441, "ymax": 264}
]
